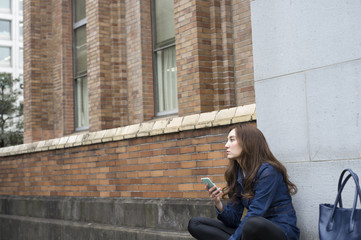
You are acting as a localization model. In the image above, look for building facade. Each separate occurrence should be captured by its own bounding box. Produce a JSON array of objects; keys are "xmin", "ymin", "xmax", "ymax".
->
[{"xmin": 23, "ymin": 0, "xmax": 254, "ymax": 143}]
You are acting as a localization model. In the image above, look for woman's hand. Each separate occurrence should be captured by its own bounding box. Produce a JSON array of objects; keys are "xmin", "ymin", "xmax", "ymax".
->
[{"xmin": 206, "ymin": 184, "xmax": 223, "ymax": 212}]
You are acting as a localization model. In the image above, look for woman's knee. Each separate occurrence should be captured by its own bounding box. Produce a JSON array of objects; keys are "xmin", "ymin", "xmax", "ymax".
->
[
  {"xmin": 188, "ymin": 217, "xmax": 202, "ymax": 233},
  {"xmin": 242, "ymin": 216, "xmax": 264, "ymax": 235}
]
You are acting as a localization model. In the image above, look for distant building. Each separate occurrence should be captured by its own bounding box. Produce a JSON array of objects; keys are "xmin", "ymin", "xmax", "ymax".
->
[{"xmin": 0, "ymin": 0, "xmax": 23, "ymax": 93}]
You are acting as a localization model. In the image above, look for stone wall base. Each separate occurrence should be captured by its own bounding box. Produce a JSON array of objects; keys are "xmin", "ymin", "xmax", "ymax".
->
[{"xmin": 0, "ymin": 196, "xmax": 216, "ymax": 240}]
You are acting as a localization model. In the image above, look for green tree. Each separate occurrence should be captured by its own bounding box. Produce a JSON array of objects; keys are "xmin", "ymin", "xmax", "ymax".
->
[{"xmin": 0, "ymin": 73, "xmax": 23, "ymax": 148}]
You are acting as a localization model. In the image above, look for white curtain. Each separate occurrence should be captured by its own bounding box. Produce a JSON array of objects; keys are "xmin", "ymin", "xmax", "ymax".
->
[
  {"xmin": 157, "ymin": 46, "xmax": 177, "ymax": 113},
  {"xmin": 76, "ymin": 76, "xmax": 89, "ymax": 128}
]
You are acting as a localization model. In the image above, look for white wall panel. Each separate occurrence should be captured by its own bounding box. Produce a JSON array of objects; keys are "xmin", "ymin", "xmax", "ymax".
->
[
  {"xmin": 255, "ymin": 73, "xmax": 309, "ymax": 162},
  {"xmin": 251, "ymin": 0, "xmax": 361, "ymax": 81},
  {"xmin": 306, "ymin": 60, "xmax": 361, "ymax": 161}
]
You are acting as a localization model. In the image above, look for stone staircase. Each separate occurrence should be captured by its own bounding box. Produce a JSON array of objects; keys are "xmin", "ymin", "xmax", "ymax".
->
[{"xmin": 0, "ymin": 196, "xmax": 216, "ymax": 240}]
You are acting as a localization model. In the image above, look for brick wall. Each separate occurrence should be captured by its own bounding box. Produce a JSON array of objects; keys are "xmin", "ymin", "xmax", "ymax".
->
[
  {"xmin": 125, "ymin": 0, "xmax": 154, "ymax": 124},
  {"xmin": 23, "ymin": 0, "xmax": 56, "ymax": 142},
  {"xmin": 0, "ymin": 106, "xmax": 256, "ymax": 199},
  {"xmin": 52, "ymin": 0, "xmax": 74, "ymax": 137},
  {"xmin": 232, "ymin": 0, "xmax": 255, "ymax": 105},
  {"xmin": 0, "ymin": 128, "xmax": 224, "ymax": 198},
  {"xmin": 86, "ymin": 0, "xmax": 129, "ymax": 131},
  {"xmin": 23, "ymin": 0, "xmax": 255, "ymax": 143},
  {"xmin": 175, "ymin": 0, "xmax": 236, "ymax": 115}
]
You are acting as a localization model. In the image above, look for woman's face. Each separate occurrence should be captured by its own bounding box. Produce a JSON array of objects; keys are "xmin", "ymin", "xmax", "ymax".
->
[{"xmin": 225, "ymin": 128, "xmax": 242, "ymax": 159}]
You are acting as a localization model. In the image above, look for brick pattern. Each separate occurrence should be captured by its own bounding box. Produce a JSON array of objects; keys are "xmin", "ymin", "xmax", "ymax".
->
[
  {"xmin": 232, "ymin": 0, "xmax": 255, "ymax": 105},
  {"xmin": 174, "ymin": 0, "xmax": 237, "ymax": 116},
  {"xmin": 210, "ymin": 0, "xmax": 236, "ymax": 109},
  {"xmin": 24, "ymin": 0, "xmax": 75, "ymax": 143},
  {"xmin": 52, "ymin": 0, "xmax": 74, "ymax": 137},
  {"xmin": 175, "ymin": 0, "xmax": 214, "ymax": 115},
  {"xmin": 86, "ymin": 0, "xmax": 129, "ymax": 132},
  {"xmin": 23, "ymin": 0, "xmax": 55, "ymax": 143},
  {"xmin": 125, "ymin": 0, "xmax": 154, "ymax": 124},
  {"xmin": 0, "ymin": 125, "xmax": 239, "ymax": 198}
]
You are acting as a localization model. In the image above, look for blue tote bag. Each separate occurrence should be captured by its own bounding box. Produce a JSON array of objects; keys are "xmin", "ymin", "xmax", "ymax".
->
[{"xmin": 319, "ymin": 169, "xmax": 361, "ymax": 240}]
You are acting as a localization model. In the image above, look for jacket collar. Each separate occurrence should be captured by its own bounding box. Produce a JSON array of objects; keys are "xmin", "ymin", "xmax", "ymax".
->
[{"xmin": 237, "ymin": 168, "xmax": 244, "ymax": 191}]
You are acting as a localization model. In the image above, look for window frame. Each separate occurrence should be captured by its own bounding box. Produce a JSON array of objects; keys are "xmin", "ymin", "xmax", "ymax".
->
[
  {"xmin": 151, "ymin": 0, "xmax": 178, "ymax": 117},
  {"xmin": 72, "ymin": 0, "xmax": 88, "ymax": 131}
]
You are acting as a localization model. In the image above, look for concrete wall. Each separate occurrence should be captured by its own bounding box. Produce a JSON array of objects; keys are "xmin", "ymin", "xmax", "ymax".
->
[{"xmin": 251, "ymin": 0, "xmax": 361, "ymax": 239}]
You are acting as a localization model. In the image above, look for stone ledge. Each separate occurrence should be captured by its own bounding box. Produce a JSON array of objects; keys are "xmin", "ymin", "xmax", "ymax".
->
[
  {"xmin": 0, "ymin": 104, "xmax": 256, "ymax": 157},
  {"xmin": 0, "ymin": 214, "xmax": 194, "ymax": 240},
  {"xmin": 0, "ymin": 196, "xmax": 216, "ymax": 233}
]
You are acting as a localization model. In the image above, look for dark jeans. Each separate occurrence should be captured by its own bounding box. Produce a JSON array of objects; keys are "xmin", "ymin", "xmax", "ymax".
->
[{"xmin": 188, "ymin": 216, "xmax": 287, "ymax": 240}]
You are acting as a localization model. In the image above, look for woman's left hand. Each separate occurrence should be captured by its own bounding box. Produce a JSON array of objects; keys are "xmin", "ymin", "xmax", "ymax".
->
[{"xmin": 207, "ymin": 185, "xmax": 223, "ymax": 212}]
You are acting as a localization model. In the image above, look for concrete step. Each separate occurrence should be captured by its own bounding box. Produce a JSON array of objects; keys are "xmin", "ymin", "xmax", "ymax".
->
[
  {"xmin": 0, "ymin": 196, "xmax": 216, "ymax": 232},
  {"xmin": 0, "ymin": 214, "xmax": 194, "ymax": 240}
]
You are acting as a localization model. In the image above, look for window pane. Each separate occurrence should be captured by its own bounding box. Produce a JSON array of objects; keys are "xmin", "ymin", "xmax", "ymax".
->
[
  {"xmin": 19, "ymin": 0, "xmax": 23, "ymax": 12},
  {"xmin": 75, "ymin": 26, "xmax": 87, "ymax": 76},
  {"xmin": 19, "ymin": 22, "xmax": 23, "ymax": 40},
  {"xmin": 0, "ymin": 20, "xmax": 11, "ymax": 40},
  {"xmin": 0, "ymin": 47, "xmax": 11, "ymax": 67},
  {"xmin": 19, "ymin": 74, "xmax": 24, "ymax": 89},
  {"xmin": 155, "ymin": 0, "xmax": 175, "ymax": 48},
  {"xmin": 0, "ymin": 0, "xmax": 11, "ymax": 13},
  {"xmin": 19, "ymin": 48, "xmax": 23, "ymax": 67},
  {"xmin": 76, "ymin": 76, "xmax": 89, "ymax": 128},
  {"xmin": 74, "ymin": 0, "xmax": 86, "ymax": 23},
  {"xmin": 156, "ymin": 46, "xmax": 177, "ymax": 113}
]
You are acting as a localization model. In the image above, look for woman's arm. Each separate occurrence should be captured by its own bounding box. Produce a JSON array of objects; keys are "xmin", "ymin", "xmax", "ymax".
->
[
  {"xmin": 228, "ymin": 165, "xmax": 282, "ymax": 240},
  {"xmin": 216, "ymin": 199, "xmax": 245, "ymax": 228},
  {"xmin": 207, "ymin": 184, "xmax": 244, "ymax": 228}
]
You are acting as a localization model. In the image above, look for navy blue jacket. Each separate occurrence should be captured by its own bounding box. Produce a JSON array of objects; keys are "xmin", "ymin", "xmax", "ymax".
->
[{"xmin": 216, "ymin": 163, "xmax": 300, "ymax": 240}]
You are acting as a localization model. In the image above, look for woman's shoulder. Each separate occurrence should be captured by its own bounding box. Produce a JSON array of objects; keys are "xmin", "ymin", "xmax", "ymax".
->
[{"xmin": 257, "ymin": 163, "xmax": 280, "ymax": 178}]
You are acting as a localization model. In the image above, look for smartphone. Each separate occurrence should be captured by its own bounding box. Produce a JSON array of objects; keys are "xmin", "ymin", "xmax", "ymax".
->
[{"xmin": 201, "ymin": 177, "xmax": 215, "ymax": 189}]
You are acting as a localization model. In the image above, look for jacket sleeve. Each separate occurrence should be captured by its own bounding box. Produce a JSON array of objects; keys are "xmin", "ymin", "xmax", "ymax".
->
[
  {"xmin": 228, "ymin": 166, "xmax": 282, "ymax": 240},
  {"xmin": 216, "ymin": 198, "xmax": 245, "ymax": 228}
]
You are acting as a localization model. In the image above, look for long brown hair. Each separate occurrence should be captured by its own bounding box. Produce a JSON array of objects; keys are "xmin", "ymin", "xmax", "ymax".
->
[{"xmin": 222, "ymin": 124, "xmax": 297, "ymax": 203}]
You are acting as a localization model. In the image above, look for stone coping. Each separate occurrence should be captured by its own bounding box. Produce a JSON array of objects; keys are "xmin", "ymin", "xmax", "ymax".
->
[{"xmin": 0, "ymin": 104, "xmax": 256, "ymax": 157}]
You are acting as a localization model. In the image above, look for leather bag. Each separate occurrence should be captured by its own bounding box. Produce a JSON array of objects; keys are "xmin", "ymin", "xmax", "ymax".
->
[{"xmin": 319, "ymin": 169, "xmax": 361, "ymax": 240}]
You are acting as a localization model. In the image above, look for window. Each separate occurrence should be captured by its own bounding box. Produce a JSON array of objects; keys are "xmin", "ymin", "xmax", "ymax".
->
[
  {"xmin": 73, "ymin": 0, "xmax": 88, "ymax": 129},
  {"xmin": 19, "ymin": 22, "xmax": 23, "ymax": 40},
  {"xmin": 0, "ymin": 47, "xmax": 11, "ymax": 67},
  {"xmin": 152, "ymin": 0, "xmax": 177, "ymax": 116},
  {"xmin": 0, "ymin": 20, "xmax": 11, "ymax": 40},
  {"xmin": 19, "ymin": 48, "xmax": 23, "ymax": 68},
  {"xmin": 0, "ymin": 0, "xmax": 11, "ymax": 13},
  {"xmin": 19, "ymin": 74, "xmax": 24, "ymax": 89},
  {"xmin": 19, "ymin": 0, "xmax": 23, "ymax": 13}
]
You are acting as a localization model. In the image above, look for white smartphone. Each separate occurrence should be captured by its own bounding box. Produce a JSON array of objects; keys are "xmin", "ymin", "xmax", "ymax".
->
[{"xmin": 201, "ymin": 177, "xmax": 215, "ymax": 189}]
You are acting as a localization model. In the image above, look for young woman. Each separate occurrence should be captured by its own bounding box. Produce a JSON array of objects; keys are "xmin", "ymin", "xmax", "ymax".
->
[{"xmin": 188, "ymin": 124, "xmax": 300, "ymax": 240}]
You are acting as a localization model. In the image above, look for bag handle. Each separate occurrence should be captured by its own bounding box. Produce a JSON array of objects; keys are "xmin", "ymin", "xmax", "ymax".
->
[
  {"xmin": 327, "ymin": 169, "xmax": 361, "ymax": 233},
  {"xmin": 337, "ymin": 169, "xmax": 361, "ymax": 207}
]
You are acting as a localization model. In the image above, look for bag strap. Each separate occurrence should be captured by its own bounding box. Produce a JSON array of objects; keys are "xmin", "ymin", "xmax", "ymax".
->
[
  {"xmin": 337, "ymin": 169, "xmax": 361, "ymax": 207},
  {"xmin": 327, "ymin": 169, "xmax": 361, "ymax": 233}
]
